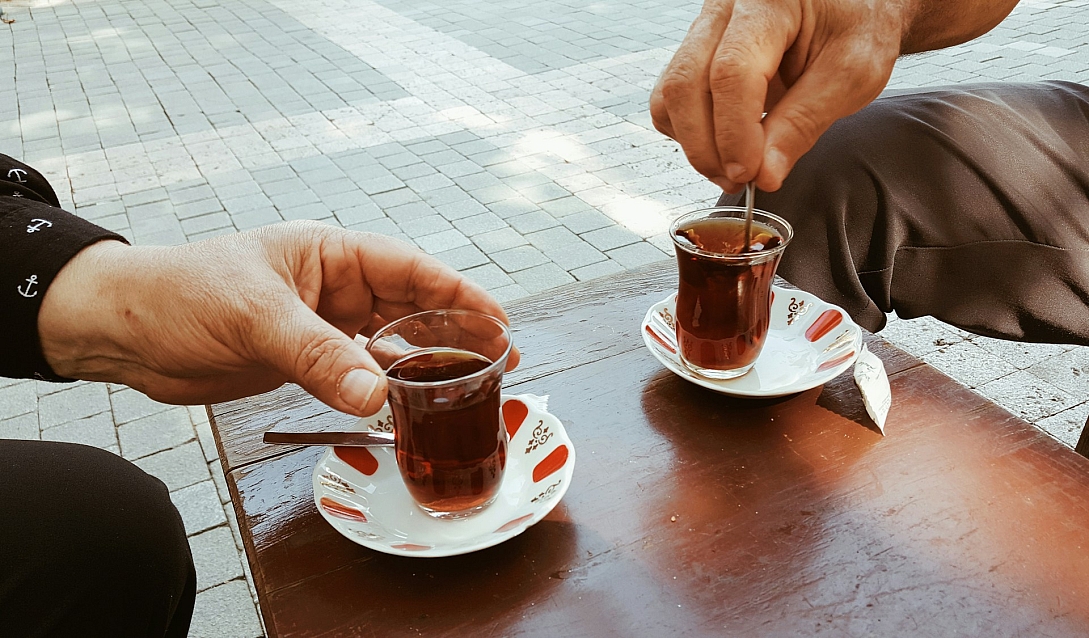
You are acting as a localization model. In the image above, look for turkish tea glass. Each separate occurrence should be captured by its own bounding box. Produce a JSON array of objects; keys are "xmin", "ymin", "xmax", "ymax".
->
[
  {"xmin": 670, "ymin": 206, "xmax": 793, "ymax": 380},
  {"xmin": 366, "ymin": 310, "xmax": 513, "ymax": 520}
]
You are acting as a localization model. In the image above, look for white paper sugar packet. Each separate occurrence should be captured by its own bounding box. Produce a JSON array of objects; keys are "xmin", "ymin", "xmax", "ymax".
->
[{"xmin": 853, "ymin": 344, "xmax": 891, "ymax": 434}]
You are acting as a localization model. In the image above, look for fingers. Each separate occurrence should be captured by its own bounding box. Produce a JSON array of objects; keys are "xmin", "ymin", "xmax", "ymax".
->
[
  {"xmin": 655, "ymin": 0, "xmax": 735, "ymax": 191},
  {"xmin": 756, "ymin": 38, "xmax": 896, "ymax": 190},
  {"xmin": 258, "ymin": 297, "xmax": 389, "ymax": 417},
  {"xmin": 707, "ymin": 2, "xmax": 795, "ymax": 187}
]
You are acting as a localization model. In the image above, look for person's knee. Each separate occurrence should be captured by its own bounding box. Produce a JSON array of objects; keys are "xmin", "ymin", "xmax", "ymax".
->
[
  {"xmin": 58, "ymin": 444, "xmax": 194, "ymax": 603},
  {"xmin": 0, "ymin": 441, "xmax": 195, "ymax": 636}
]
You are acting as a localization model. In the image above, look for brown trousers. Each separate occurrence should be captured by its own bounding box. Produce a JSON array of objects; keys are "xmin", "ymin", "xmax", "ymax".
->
[{"xmin": 719, "ymin": 81, "xmax": 1089, "ymax": 345}]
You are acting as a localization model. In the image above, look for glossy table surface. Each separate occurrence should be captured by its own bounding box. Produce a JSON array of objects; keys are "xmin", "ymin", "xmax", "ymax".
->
[{"xmin": 209, "ymin": 264, "xmax": 1089, "ymax": 637}]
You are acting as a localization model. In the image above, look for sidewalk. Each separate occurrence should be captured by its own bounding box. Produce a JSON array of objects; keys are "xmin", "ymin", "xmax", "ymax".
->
[{"xmin": 1, "ymin": 0, "xmax": 1087, "ymax": 635}]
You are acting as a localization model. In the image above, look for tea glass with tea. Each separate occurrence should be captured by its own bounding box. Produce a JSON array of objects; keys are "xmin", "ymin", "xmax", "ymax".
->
[
  {"xmin": 669, "ymin": 206, "xmax": 793, "ymax": 380},
  {"xmin": 366, "ymin": 310, "xmax": 513, "ymax": 520}
]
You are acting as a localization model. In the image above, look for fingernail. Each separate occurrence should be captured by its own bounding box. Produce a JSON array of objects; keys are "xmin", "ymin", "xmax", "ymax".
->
[
  {"xmin": 725, "ymin": 163, "xmax": 747, "ymax": 182},
  {"xmin": 339, "ymin": 368, "xmax": 378, "ymax": 410}
]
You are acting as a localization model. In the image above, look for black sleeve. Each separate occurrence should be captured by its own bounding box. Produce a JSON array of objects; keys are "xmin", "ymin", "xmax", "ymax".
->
[{"xmin": 1, "ymin": 154, "xmax": 128, "ymax": 381}]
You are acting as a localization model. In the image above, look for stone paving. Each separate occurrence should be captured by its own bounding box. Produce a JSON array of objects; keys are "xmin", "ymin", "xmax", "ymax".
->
[{"xmin": 1, "ymin": 0, "xmax": 1087, "ymax": 634}]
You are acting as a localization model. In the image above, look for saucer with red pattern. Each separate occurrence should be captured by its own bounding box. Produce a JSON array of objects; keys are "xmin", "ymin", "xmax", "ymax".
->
[
  {"xmin": 311, "ymin": 394, "xmax": 575, "ymax": 558},
  {"xmin": 641, "ymin": 287, "xmax": 863, "ymax": 398}
]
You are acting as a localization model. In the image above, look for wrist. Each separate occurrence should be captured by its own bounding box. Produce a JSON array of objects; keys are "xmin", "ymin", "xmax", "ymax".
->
[
  {"xmin": 38, "ymin": 240, "xmax": 145, "ymax": 382},
  {"xmin": 898, "ymin": 0, "xmax": 1019, "ymax": 54}
]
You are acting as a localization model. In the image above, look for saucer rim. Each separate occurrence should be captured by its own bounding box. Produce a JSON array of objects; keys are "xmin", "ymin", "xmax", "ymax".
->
[
  {"xmin": 641, "ymin": 287, "xmax": 862, "ymax": 398},
  {"xmin": 311, "ymin": 393, "xmax": 576, "ymax": 558}
]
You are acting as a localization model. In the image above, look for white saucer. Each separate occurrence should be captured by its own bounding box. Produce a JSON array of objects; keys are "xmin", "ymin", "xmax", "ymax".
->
[
  {"xmin": 311, "ymin": 394, "xmax": 575, "ymax": 558},
  {"xmin": 642, "ymin": 287, "xmax": 862, "ymax": 398}
]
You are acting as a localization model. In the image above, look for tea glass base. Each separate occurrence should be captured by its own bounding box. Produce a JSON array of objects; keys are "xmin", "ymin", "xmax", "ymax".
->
[
  {"xmin": 417, "ymin": 494, "xmax": 498, "ymax": 521},
  {"xmin": 680, "ymin": 357, "xmax": 755, "ymax": 381}
]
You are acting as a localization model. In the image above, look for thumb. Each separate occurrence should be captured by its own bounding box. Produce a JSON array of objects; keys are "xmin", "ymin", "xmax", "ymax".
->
[
  {"xmin": 259, "ymin": 299, "xmax": 389, "ymax": 416},
  {"xmin": 757, "ymin": 47, "xmax": 894, "ymax": 191}
]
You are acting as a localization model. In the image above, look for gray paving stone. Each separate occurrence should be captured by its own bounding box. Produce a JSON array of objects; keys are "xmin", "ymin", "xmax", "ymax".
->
[
  {"xmin": 876, "ymin": 316, "xmax": 968, "ymax": 358},
  {"xmin": 415, "ymin": 228, "xmax": 471, "ymax": 253},
  {"xmin": 38, "ymin": 382, "xmax": 110, "ymax": 430},
  {"xmin": 398, "ymin": 214, "xmax": 453, "ymax": 237},
  {"xmin": 970, "ymin": 335, "xmax": 1072, "ymax": 370},
  {"xmin": 511, "ymin": 262, "xmax": 577, "ymax": 293},
  {"xmin": 915, "ymin": 341, "xmax": 1019, "ymax": 389},
  {"xmin": 977, "ymin": 370, "xmax": 1080, "ymax": 422},
  {"xmin": 472, "ymin": 227, "xmax": 528, "ymax": 253},
  {"xmin": 562, "ymin": 210, "xmax": 614, "ymax": 233},
  {"xmin": 0, "ymin": 381, "xmax": 36, "ymax": 421},
  {"xmin": 190, "ymin": 526, "xmax": 245, "ymax": 593},
  {"xmin": 233, "ymin": 207, "xmax": 284, "ymax": 230},
  {"xmin": 210, "ymin": 460, "xmax": 232, "ymax": 505},
  {"xmin": 280, "ymin": 203, "xmax": 334, "ymax": 222},
  {"xmin": 110, "ymin": 387, "xmax": 173, "ymax": 425},
  {"xmin": 462, "ymin": 263, "xmax": 515, "ymax": 290},
  {"xmin": 507, "ymin": 210, "xmax": 561, "ymax": 234},
  {"xmin": 435, "ymin": 198, "xmax": 488, "ymax": 220},
  {"xmin": 582, "ymin": 225, "xmax": 642, "ymax": 251},
  {"xmin": 0, "ymin": 412, "xmax": 39, "ymax": 441},
  {"xmin": 134, "ymin": 441, "xmax": 210, "ymax": 492},
  {"xmin": 40, "ymin": 412, "xmax": 118, "ymax": 450},
  {"xmin": 334, "ymin": 203, "xmax": 384, "ymax": 226},
  {"xmin": 182, "ymin": 212, "xmax": 235, "ymax": 235},
  {"xmin": 606, "ymin": 241, "xmax": 671, "ymax": 268},
  {"xmin": 433, "ymin": 244, "xmax": 491, "ymax": 271},
  {"xmin": 492, "ymin": 245, "xmax": 551, "ymax": 273},
  {"xmin": 171, "ymin": 479, "xmax": 228, "ymax": 536},
  {"xmin": 347, "ymin": 217, "xmax": 401, "ymax": 236},
  {"xmin": 187, "ymin": 405, "xmax": 219, "ymax": 463},
  {"xmin": 372, "ymin": 187, "xmax": 422, "ymax": 209},
  {"xmin": 453, "ymin": 212, "xmax": 507, "ymax": 236},
  {"xmin": 571, "ymin": 258, "xmax": 626, "ymax": 282},
  {"xmin": 118, "ymin": 406, "xmax": 195, "ymax": 460},
  {"xmin": 1036, "ymin": 403, "xmax": 1089, "ymax": 450},
  {"xmin": 489, "ymin": 283, "xmax": 531, "ymax": 303},
  {"xmin": 1026, "ymin": 347, "xmax": 1089, "ymax": 396},
  {"xmin": 189, "ymin": 579, "xmax": 263, "ymax": 638},
  {"xmin": 175, "ymin": 198, "xmax": 225, "ymax": 220}
]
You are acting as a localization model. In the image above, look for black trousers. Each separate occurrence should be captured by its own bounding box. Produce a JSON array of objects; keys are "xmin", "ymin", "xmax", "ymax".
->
[
  {"xmin": 0, "ymin": 440, "xmax": 196, "ymax": 637},
  {"xmin": 719, "ymin": 80, "xmax": 1089, "ymax": 345}
]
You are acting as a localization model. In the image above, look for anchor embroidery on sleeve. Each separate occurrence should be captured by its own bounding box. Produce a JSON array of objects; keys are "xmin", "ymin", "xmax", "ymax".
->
[
  {"xmin": 11, "ymin": 191, "xmax": 22, "ymax": 197},
  {"xmin": 18, "ymin": 275, "xmax": 39, "ymax": 298},
  {"xmin": 7, "ymin": 168, "xmax": 28, "ymax": 183},
  {"xmin": 27, "ymin": 219, "xmax": 53, "ymax": 233}
]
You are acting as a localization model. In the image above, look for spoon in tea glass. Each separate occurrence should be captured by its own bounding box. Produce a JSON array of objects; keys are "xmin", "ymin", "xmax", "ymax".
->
[{"xmin": 742, "ymin": 182, "xmax": 755, "ymax": 253}]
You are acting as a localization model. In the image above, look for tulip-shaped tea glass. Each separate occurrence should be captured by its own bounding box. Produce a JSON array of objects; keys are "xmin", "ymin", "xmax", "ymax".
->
[
  {"xmin": 670, "ymin": 206, "xmax": 793, "ymax": 380},
  {"xmin": 366, "ymin": 310, "xmax": 513, "ymax": 520}
]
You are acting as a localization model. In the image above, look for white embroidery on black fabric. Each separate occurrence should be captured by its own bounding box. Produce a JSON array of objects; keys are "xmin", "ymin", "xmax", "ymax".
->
[
  {"xmin": 11, "ymin": 191, "xmax": 22, "ymax": 197},
  {"xmin": 7, "ymin": 168, "xmax": 28, "ymax": 183},
  {"xmin": 18, "ymin": 275, "xmax": 39, "ymax": 298},
  {"xmin": 27, "ymin": 219, "xmax": 53, "ymax": 233}
]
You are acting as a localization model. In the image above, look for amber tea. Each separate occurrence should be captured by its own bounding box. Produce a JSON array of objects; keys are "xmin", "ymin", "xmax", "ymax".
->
[
  {"xmin": 670, "ymin": 208, "xmax": 792, "ymax": 380},
  {"xmin": 387, "ymin": 348, "xmax": 506, "ymax": 516}
]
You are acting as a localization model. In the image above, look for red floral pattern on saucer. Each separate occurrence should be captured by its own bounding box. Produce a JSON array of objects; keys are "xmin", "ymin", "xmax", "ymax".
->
[
  {"xmin": 312, "ymin": 394, "xmax": 575, "ymax": 558},
  {"xmin": 642, "ymin": 287, "xmax": 862, "ymax": 398}
]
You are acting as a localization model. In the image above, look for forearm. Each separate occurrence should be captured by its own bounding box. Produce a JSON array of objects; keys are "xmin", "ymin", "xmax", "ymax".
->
[{"xmin": 898, "ymin": 0, "xmax": 1020, "ymax": 54}]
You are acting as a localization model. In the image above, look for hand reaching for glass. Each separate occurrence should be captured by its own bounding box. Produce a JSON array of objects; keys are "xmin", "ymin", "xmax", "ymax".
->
[{"xmin": 37, "ymin": 221, "xmax": 519, "ymax": 417}]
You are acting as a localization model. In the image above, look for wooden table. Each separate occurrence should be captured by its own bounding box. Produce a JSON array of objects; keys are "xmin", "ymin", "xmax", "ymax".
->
[{"xmin": 209, "ymin": 264, "xmax": 1089, "ymax": 637}]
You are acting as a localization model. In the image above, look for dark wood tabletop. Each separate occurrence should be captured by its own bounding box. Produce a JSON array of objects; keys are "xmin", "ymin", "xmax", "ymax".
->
[{"xmin": 209, "ymin": 263, "xmax": 1089, "ymax": 637}]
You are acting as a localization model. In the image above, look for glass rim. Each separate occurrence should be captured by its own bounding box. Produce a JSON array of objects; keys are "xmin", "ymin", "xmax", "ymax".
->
[
  {"xmin": 669, "ymin": 206, "xmax": 794, "ymax": 261},
  {"xmin": 365, "ymin": 309, "xmax": 513, "ymax": 388}
]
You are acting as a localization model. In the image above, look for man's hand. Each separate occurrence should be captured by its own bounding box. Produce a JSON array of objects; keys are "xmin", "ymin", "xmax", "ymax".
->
[
  {"xmin": 38, "ymin": 221, "xmax": 518, "ymax": 416},
  {"xmin": 651, "ymin": 0, "xmax": 1020, "ymax": 193}
]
